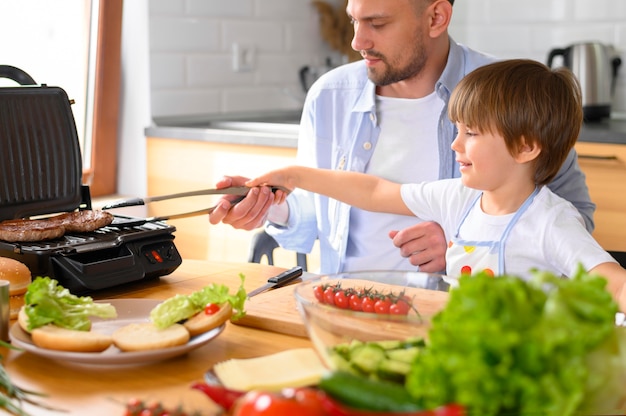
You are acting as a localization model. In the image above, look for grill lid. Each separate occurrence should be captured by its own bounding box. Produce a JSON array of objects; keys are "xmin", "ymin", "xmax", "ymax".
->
[{"xmin": 0, "ymin": 85, "xmax": 83, "ymax": 220}]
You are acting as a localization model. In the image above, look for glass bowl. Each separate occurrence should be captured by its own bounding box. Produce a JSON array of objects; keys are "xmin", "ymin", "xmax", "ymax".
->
[{"xmin": 294, "ymin": 270, "xmax": 452, "ymax": 370}]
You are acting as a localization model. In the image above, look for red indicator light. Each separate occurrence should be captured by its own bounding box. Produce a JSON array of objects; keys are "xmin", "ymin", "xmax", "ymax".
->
[{"xmin": 151, "ymin": 250, "xmax": 163, "ymax": 263}]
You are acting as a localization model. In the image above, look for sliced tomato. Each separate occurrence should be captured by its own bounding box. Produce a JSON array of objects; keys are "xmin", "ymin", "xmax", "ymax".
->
[{"xmin": 204, "ymin": 303, "xmax": 221, "ymax": 315}]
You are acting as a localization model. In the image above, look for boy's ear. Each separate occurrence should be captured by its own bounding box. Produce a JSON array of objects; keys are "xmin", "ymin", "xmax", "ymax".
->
[{"xmin": 515, "ymin": 137, "xmax": 541, "ymax": 163}]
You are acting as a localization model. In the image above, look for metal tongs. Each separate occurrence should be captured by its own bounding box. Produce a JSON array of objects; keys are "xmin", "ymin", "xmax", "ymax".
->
[{"xmin": 103, "ymin": 185, "xmax": 288, "ymax": 228}]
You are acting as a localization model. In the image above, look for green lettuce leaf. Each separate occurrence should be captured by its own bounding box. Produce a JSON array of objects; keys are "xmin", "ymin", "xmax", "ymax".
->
[
  {"xmin": 405, "ymin": 265, "xmax": 623, "ymax": 416},
  {"xmin": 150, "ymin": 273, "xmax": 247, "ymax": 329},
  {"xmin": 24, "ymin": 276, "xmax": 117, "ymax": 331},
  {"xmin": 579, "ymin": 326, "xmax": 626, "ymax": 415}
]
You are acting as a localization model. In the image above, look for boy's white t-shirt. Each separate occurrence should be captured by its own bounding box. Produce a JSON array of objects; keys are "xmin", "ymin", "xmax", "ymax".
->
[
  {"xmin": 400, "ymin": 179, "xmax": 616, "ymax": 279},
  {"xmin": 344, "ymin": 92, "xmax": 443, "ymax": 272}
]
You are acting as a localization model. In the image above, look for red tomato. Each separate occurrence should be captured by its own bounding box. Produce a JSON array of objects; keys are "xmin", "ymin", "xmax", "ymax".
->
[
  {"xmin": 313, "ymin": 285, "xmax": 325, "ymax": 303},
  {"xmin": 389, "ymin": 297, "xmax": 411, "ymax": 315},
  {"xmin": 374, "ymin": 298, "xmax": 391, "ymax": 314},
  {"xmin": 361, "ymin": 297, "xmax": 375, "ymax": 313},
  {"xmin": 433, "ymin": 403, "xmax": 466, "ymax": 416},
  {"xmin": 204, "ymin": 303, "xmax": 221, "ymax": 315},
  {"xmin": 349, "ymin": 293, "xmax": 363, "ymax": 311},
  {"xmin": 323, "ymin": 287, "xmax": 336, "ymax": 305},
  {"xmin": 334, "ymin": 290, "xmax": 350, "ymax": 309},
  {"xmin": 232, "ymin": 389, "xmax": 326, "ymax": 416}
]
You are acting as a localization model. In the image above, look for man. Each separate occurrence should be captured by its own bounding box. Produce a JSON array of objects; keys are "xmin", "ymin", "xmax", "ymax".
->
[{"xmin": 209, "ymin": 0, "xmax": 594, "ymax": 274}]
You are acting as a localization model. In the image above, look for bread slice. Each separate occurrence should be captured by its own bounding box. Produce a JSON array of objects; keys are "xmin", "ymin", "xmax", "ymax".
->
[
  {"xmin": 30, "ymin": 325, "xmax": 112, "ymax": 352},
  {"xmin": 112, "ymin": 322, "xmax": 190, "ymax": 352},
  {"xmin": 17, "ymin": 306, "xmax": 31, "ymax": 333},
  {"xmin": 183, "ymin": 303, "xmax": 232, "ymax": 337},
  {"xmin": 0, "ymin": 257, "xmax": 32, "ymax": 319}
]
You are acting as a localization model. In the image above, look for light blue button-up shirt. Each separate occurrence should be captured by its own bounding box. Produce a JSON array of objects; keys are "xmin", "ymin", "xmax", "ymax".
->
[{"xmin": 267, "ymin": 38, "xmax": 595, "ymax": 274}]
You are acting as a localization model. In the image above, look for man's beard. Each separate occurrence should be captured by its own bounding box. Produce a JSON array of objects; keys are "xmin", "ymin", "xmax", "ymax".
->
[{"xmin": 365, "ymin": 38, "xmax": 428, "ymax": 86}]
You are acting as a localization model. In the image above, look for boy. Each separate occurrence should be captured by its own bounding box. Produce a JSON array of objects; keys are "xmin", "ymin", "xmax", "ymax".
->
[{"xmin": 247, "ymin": 59, "xmax": 626, "ymax": 310}]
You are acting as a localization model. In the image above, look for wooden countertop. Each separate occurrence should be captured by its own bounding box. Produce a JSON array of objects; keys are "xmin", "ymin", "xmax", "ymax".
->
[{"xmin": 0, "ymin": 260, "xmax": 314, "ymax": 416}]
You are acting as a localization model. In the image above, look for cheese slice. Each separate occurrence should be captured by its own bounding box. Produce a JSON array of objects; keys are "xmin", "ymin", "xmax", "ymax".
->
[{"xmin": 214, "ymin": 348, "xmax": 327, "ymax": 391}]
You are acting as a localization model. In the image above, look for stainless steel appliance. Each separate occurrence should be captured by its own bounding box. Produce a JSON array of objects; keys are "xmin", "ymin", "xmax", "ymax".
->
[{"xmin": 547, "ymin": 42, "xmax": 622, "ymax": 121}]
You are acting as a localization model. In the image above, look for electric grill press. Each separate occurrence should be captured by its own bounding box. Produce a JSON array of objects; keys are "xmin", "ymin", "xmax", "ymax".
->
[{"xmin": 0, "ymin": 66, "xmax": 182, "ymax": 294}]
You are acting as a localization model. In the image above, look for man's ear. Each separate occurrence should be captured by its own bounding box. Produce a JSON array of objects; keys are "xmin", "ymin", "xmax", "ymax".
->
[
  {"xmin": 515, "ymin": 137, "xmax": 541, "ymax": 163},
  {"xmin": 429, "ymin": 0, "xmax": 452, "ymax": 38}
]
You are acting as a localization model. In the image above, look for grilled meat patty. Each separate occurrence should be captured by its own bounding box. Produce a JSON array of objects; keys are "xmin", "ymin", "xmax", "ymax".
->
[
  {"xmin": 0, "ymin": 210, "xmax": 114, "ymax": 242},
  {"xmin": 56, "ymin": 210, "xmax": 114, "ymax": 233}
]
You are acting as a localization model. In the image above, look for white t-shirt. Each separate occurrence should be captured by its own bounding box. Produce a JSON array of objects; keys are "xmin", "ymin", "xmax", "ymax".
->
[
  {"xmin": 344, "ymin": 92, "xmax": 444, "ymax": 271},
  {"xmin": 400, "ymin": 179, "xmax": 616, "ymax": 279}
]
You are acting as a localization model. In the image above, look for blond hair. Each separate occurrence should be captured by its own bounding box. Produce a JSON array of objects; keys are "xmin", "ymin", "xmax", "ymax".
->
[{"xmin": 448, "ymin": 59, "xmax": 583, "ymax": 185}]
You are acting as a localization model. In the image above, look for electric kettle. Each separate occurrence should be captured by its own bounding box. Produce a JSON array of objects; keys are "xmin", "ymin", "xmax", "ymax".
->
[{"xmin": 547, "ymin": 42, "xmax": 622, "ymax": 121}]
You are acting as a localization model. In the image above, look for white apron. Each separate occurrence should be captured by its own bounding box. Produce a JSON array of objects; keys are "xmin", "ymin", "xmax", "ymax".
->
[{"xmin": 446, "ymin": 187, "xmax": 540, "ymax": 277}]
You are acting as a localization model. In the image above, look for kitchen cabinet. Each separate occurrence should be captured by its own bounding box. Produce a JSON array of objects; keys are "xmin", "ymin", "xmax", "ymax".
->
[
  {"xmin": 146, "ymin": 136, "xmax": 321, "ymax": 270},
  {"xmin": 145, "ymin": 130, "xmax": 625, "ymax": 270},
  {"xmin": 574, "ymin": 141, "xmax": 626, "ymax": 252}
]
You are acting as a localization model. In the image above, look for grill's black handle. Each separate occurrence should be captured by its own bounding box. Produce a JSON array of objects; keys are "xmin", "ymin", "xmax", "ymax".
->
[{"xmin": 0, "ymin": 65, "xmax": 37, "ymax": 85}]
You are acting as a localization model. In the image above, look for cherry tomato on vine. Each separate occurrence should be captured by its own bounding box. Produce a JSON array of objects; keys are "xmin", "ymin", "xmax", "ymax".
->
[
  {"xmin": 361, "ymin": 297, "xmax": 375, "ymax": 313},
  {"xmin": 313, "ymin": 284, "xmax": 417, "ymax": 317},
  {"xmin": 349, "ymin": 293, "xmax": 363, "ymax": 311},
  {"xmin": 390, "ymin": 297, "xmax": 411, "ymax": 315},
  {"xmin": 323, "ymin": 287, "xmax": 336, "ymax": 305},
  {"xmin": 374, "ymin": 298, "xmax": 391, "ymax": 314},
  {"xmin": 313, "ymin": 285, "xmax": 325, "ymax": 303},
  {"xmin": 334, "ymin": 290, "xmax": 350, "ymax": 309}
]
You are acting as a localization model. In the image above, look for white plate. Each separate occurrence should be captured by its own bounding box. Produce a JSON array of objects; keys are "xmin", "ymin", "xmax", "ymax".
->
[{"xmin": 9, "ymin": 299, "xmax": 224, "ymax": 365}]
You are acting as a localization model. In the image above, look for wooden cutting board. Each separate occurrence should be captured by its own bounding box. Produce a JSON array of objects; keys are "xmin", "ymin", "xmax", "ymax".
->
[{"xmin": 233, "ymin": 284, "xmax": 308, "ymax": 337}]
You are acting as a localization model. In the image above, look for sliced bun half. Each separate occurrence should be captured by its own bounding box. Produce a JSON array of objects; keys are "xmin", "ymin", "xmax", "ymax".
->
[
  {"xmin": 30, "ymin": 325, "xmax": 113, "ymax": 352},
  {"xmin": 183, "ymin": 303, "xmax": 232, "ymax": 337},
  {"xmin": 112, "ymin": 322, "xmax": 190, "ymax": 352},
  {"xmin": 17, "ymin": 306, "xmax": 30, "ymax": 333}
]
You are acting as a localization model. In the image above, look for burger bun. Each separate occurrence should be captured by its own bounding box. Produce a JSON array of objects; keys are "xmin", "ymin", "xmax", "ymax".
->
[
  {"xmin": 30, "ymin": 324, "xmax": 113, "ymax": 352},
  {"xmin": 183, "ymin": 303, "xmax": 232, "ymax": 336},
  {"xmin": 0, "ymin": 257, "xmax": 31, "ymax": 319},
  {"xmin": 112, "ymin": 322, "xmax": 190, "ymax": 351}
]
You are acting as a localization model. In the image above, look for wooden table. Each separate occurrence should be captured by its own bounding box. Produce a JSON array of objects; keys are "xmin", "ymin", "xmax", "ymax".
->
[{"xmin": 0, "ymin": 260, "xmax": 314, "ymax": 416}]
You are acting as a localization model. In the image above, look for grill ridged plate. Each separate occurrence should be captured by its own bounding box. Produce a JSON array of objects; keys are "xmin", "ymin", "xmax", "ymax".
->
[{"xmin": 0, "ymin": 86, "xmax": 82, "ymax": 220}]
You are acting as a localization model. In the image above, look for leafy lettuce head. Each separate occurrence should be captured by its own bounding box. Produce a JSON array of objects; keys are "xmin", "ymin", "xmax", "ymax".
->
[{"xmin": 406, "ymin": 266, "xmax": 624, "ymax": 416}]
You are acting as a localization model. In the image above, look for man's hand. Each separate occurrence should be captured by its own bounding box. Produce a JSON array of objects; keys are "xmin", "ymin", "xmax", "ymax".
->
[
  {"xmin": 208, "ymin": 176, "xmax": 276, "ymax": 230},
  {"xmin": 389, "ymin": 221, "xmax": 447, "ymax": 273}
]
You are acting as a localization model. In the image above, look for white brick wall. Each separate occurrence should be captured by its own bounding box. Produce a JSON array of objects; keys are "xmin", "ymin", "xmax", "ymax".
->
[
  {"xmin": 450, "ymin": 0, "xmax": 626, "ymax": 115},
  {"xmin": 149, "ymin": 0, "xmax": 626, "ymax": 118},
  {"xmin": 149, "ymin": 0, "xmax": 341, "ymax": 118}
]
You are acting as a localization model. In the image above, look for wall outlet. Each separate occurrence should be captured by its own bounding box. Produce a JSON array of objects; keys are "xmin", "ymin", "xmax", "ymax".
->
[{"xmin": 232, "ymin": 43, "xmax": 255, "ymax": 72}]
